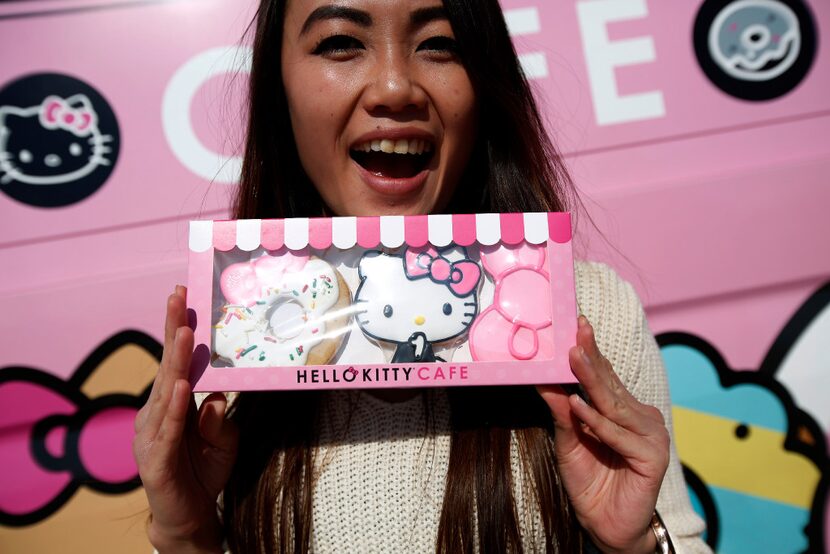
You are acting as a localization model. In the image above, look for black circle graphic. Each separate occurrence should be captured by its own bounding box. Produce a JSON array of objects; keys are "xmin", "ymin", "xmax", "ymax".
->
[
  {"xmin": 0, "ymin": 73, "xmax": 120, "ymax": 208},
  {"xmin": 693, "ymin": 0, "xmax": 817, "ymax": 101},
  {"xmin": 734, "ymin": 423, "xmax": 751, "ymax": 439}
]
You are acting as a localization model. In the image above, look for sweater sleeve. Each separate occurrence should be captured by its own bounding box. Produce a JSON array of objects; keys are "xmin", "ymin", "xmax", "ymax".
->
[{"xmin": 574, "ymin": 262, "xmax": 711, "ymax": 553}]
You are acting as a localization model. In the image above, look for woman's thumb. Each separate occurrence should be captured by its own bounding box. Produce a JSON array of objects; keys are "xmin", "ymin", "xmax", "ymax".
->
[{"xmin": 198, "ymin": 392, "xmax": 238, "ymax": 452}]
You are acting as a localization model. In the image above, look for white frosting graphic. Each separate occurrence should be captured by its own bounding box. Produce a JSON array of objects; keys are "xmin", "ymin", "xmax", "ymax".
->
[{"xmin": 213, "ymin": 258, "xmax": 341, "ymax": 367}]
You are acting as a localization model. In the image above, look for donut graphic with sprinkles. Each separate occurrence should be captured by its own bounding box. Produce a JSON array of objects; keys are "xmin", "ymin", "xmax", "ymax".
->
[{"xmin": 693, "ymin": 0, "xmax": 817, "ymax": 100}]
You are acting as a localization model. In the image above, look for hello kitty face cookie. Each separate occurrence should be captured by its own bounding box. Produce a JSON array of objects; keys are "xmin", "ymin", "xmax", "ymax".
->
[
  {"xmin": 354, "ymin": 246, "xmax": 481, "ymax": 363},
  {"xmin": 213, "ymin": 251, "xmax": 350, "ymax": 367}
]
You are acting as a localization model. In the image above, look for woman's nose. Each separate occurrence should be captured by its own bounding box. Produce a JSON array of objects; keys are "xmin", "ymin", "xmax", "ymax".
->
[{"xmin": 363, "ymin": 52, "xmax": 428, "ymax": 114}]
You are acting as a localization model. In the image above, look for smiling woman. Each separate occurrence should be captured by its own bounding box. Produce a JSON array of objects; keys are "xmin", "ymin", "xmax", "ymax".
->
[
  {"xmin": 133, "ymin": 1, "xmax": 710, "ymax": 553},
  {"xmin": 281, "ymin": 1, "xmax": 476, "ymax": 213},
  {"xmin": 234, "ymin": 0, "xmax": 572, "ymax": 221}
]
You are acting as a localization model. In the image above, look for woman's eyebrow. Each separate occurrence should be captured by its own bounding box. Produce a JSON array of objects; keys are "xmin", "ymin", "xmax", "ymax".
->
[
  {"xmin": 300, "ymin": 5, "xmax": 372, "ymax": 36},
  {"xmin": 410, "ymin": 6, "xmax": 448, "ymax": 27}
]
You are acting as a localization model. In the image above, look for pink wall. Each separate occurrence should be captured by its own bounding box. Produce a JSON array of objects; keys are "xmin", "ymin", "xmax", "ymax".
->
[{"xmin": 1, "ymin": 0, "xmax": 827, "ymax": 551}]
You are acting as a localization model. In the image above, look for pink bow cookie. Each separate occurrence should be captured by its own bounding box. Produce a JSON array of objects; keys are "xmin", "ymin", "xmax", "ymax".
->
[
  {"xmin": 220, "ymin": 249, "xmax": 309, "ymax": 306},
  {"xmin": 469, "ymin": 243, "xmax": 555, "ymax": 361}
]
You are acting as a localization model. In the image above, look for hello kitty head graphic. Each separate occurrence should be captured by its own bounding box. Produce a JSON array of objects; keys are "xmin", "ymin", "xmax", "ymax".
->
[
  {"xmin": 355, "ymin": 246, "xmax": 481, "ymax": 362},
  {"xmin": 0, "ymin": 94, "xmax": 112, "ymax": 186}
]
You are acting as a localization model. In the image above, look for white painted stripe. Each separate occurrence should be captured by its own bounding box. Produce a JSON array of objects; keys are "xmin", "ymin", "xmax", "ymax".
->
[
  {"xmin": 331, "ymin": 216, "xmax": 357, "ymax": 249},
  {"xmin": 428, "ymin": 214, "xmax": 453, "ymax": 247},
  {"xmin": 476, "ymin": 213, "xmax": 501, "ymax": 245},
  {"xmin": 504, "ymin": 7, "xmax": 541, "ymax": 36},
  {"xmin": 519, "ymin": 52, "xmax": 549, "ymax": 80},
  {"xmin": 189, "ymin": 220, "xmax": 213, "ymax": 252},
  {"xmin": 236, "ymin": 219, "xmax": 261, "ymax": 251},
  {"xmin": 379, "ymin": 215, "xmax": 405, "ymax": 248},
  {"xmin": 523, "ymin": 212, "xmax": 549, "ymax": 244},
  {"xmin": 284, "ymin": 217, "xmax": 309, "ymax": 250}
]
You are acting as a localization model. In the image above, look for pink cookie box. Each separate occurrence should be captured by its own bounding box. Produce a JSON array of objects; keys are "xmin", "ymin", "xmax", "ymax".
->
[{"xmin": 187, "ymin": 212, "xmax": 578, "ymax": 392}]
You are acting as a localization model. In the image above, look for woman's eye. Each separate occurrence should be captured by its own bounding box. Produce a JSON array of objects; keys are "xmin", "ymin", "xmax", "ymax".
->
[
  {"xmin": 312, "ymin": 35, "xmax": 364, "ymax": 57},
  {"xmin": 417, "ymin": 36, "xmax": 458, "ymax": 57}
]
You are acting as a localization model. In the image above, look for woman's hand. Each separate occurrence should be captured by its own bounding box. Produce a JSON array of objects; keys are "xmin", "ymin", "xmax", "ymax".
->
[
  {"xmin": 537, "ymin": 316, "xmax": 670, "ymax": 554},
  {"xmin": 133, "ymin": 286, "xmax": 238, "ymax": 554}
]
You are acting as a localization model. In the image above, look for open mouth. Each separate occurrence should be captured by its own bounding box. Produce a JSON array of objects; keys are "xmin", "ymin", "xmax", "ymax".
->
[{"xmin": 350, "ymin": 138, "xmax": 434, "ymax": 180}]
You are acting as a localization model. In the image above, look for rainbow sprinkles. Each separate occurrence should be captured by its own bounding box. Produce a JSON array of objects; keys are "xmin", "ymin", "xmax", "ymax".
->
[{"xmin": 213, "ymin": 256, "xmax": 342, "ymax": 367}]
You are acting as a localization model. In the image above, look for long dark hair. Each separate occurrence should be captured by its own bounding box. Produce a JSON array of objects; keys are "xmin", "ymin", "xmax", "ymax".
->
[{"xmin": 223, "ymin": 0, "xmax": 583, "ymax": 552}]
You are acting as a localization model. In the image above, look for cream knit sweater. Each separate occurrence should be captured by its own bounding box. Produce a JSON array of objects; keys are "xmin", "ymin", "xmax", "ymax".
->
[
  {"xmin": 307, "ymin": 261, "xmax": 709, "ymax": 553},
  {"xmin": 202, "ymin": 261, "xmax": 710, "ymax": 553}
]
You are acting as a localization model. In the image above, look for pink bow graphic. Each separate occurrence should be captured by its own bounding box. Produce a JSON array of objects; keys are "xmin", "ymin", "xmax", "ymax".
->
[
  {"xmin": 404, "ymin": 246, "xmax": 481, "ymax": 297},
  {"xmin": 220, "ymin": 249, "xmax": 309, "ymax": 306},
  {"xmin": 0, "ymin": 331, "xmax": 155, "ymax": 526},
  {"xmin": 469, "ymin": 243, "xmax": 555, "ymax": 361},
  {"xmin": 39, "ymin": 95, "xmax": 97, "ymax": 137}
]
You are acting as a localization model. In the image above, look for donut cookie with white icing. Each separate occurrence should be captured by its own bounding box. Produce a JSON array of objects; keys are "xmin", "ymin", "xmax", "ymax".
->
[{"xmin": 213, "ymin": 253, "xmax": 350, "ymax": 367}]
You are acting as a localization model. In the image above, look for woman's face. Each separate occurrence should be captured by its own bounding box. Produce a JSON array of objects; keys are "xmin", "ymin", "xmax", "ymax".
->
[{"xmin": 281, "ymin": 0, "xmax": 477, "ymax": 216}]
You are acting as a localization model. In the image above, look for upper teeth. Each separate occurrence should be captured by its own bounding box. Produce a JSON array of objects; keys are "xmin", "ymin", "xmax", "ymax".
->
[{"xmin": 353, "ymin": 139, "xmax": 432, "ymax": 155}]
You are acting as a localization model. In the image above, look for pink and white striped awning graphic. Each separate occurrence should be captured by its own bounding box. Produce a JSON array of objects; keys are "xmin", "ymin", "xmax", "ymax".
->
[{"xmin": 189, "ymin": 212, "xmax": 572, "ymax": 252}]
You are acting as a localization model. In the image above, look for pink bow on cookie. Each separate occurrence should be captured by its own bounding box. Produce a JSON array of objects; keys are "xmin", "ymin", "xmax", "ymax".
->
[
  {"xmin": 404, "ymin": 246, "xmax": 480, "ymax": 297},
  {"xmin": 220, "ymin": 250, "xmax": 309, "ymax": 306}
]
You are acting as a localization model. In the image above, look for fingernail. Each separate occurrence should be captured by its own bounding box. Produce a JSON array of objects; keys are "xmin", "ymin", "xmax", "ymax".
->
[
  {"xmin": 170, "ymin": 380, "xmax": 181, "ymax": 407},
  {"xmin": 578, "ymin": 346, "xmax": 592, "ymax": 366},
  {"xmin": 571, "ymin": 393, "xmax": 587, "ymax": 406},
  {"xmin": 577, "ymin": 315, "xmax": 588, "ymax": 327}
]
